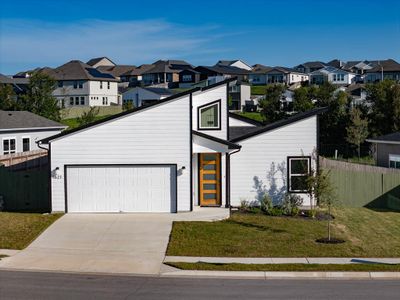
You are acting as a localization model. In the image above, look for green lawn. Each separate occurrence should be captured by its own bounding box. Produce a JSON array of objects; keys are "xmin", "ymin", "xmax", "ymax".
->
[
  {"xmin": 167, "ymin": 262, "xmax": 400, "ymax": 272},
  {"xmin": 167, "ymin": 208, "xmax": 400, "ymax": 257},
  {"xmin": 61, "ymin": 115, "xmax": 111, "ymax": 130},
  {"xmin": 0, "ymin": 213, "xmax": 62, "ymax": 249},
  {"xmin": 251, "ymin": 85, "xmax": 268, "ymax": 95},
  {"xmin": 236, "ymin": 112, "xmax": 264, "ymax": 123}
]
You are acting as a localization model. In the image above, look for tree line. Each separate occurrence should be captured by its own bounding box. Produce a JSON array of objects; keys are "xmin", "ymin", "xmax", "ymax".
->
[{"xmin": 258, "ymin": 81, "xmax": 400, "ymax": 157}]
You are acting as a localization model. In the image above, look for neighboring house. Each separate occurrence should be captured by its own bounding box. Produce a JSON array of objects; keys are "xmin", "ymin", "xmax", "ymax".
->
[
  {"xmin": 142, "ymin": 60, "xmax": 194, "ymax": 87},
  {"xmin": 195, "ymin": 65, "xmax": 250, "ymax": 82},
  {"xmin": 294, "ymin": 61, "xmax": 326, "ymax": 74},
  {"xmin": 310, "ymin": 66, "xmax": 356, "ymax": 85},
  {"xmin": 250, "ymin": 66, "xmax": 308, "ymax": 85},
  {"xmin": 178, "ymin": 69, "xmax": 201, "ymax": 88},
  {"xmin": 86, "ymin": 57, "xmax": 116, "ymax": 69},
  {"xmin": 0, "ymin": 110, "xmax": 66, "ymax": 155},
  {"xmin": 367, "ymin": 133, "xmax": 400, "ymax": 169},
  {"xmin": 228, "ymin": 81, "xmax": 251, "ymax": 111},
  {"xmin": 96, "ymin": 65, "xmax": 137, "ymax": 81},
  {"xmin": 346, "ymin": 84, "xmax": 368, "ymax": 106},
  {"xmin": 39, "ymin": 78, "xmax": 326, "ymax": 213},
  {"xmin": 364, "ymin": 59, "xmax": 400, "ymax": 83},
  {"xmin": 119, "ymin": 64, "xmax": 155, "ymax": 86},
  {"xmin": 42, "ymin": 60, "xmax": 119, "ymax": 107},
  {"xmin": 0, "ymin": 74, "xmax": 29, "ymax": 96},
  {"xmin": 121, "ymin": 86, "xmax": 175, "ymax": 107},
  {"xmin": 216, "ymin": 60, "xmax": 253, "ymax": 71}
]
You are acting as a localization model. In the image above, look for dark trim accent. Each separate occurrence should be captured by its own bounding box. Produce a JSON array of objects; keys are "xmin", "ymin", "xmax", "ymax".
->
[
  {"xmin": 287, "ymin": 156, "xmax": 311, "ymax": 194},
  {"xmin": 48, "ymin": 143, "xmax": 52, "ymax": 213},
  {"xmin": 189, "ymin": 92, "xmax": 193, "ymax": 212},
  {"xmin": 316, "ymin": 114, "xmax": 320, "ymax": 173},
  {"xmin": 192, "ymin": 130, "xmax": 241, "ymax": 149},
  {"xmin": 230, "ymin": 107, "xmax": 329, "ymax": 143},
  {"xmin": 39, "ymin": 88, "xmax": 201, "ymax": 144},
  {"xmin": 197, "ymin": 99, "xmax": 222, "ymax": 131},
  {"xmin": 197, "ymin": 153, "xmax": 200, "ymax": 206},
  {"xmin": 226, "ymin": 82, "xmax": 230, "ymax": 140},
  {"xmin": 228, "ymin": 112, "xmax": 264, "ymax": 127},
  {"xmin": 0, "ymin": 127, "xmax": 67, "ymax": 134},
  {"xmin": 63, "ymin": 164, "xmax": 178, "ymax": 213}
]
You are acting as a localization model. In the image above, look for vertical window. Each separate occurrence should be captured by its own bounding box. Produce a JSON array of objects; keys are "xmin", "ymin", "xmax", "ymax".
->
[
  {"xmin": 333, "ymin": 74, "xmax": 337, "ymax": 81},
  {"xmin": 69, "ymin": 97, "xmax": 74, "ymax": 105},
  {"xmin": 80, "ymin": 96, "xmax": 85, "ymax": 105},
  {"xmin": 3, "ymin": 138, "xmax": 16, "ymax": 155},
  {"xmin": 389, "ymin": 155, "xmax": 400, "ymax": 169},
  {"xmin": 78, "ymin": 81, "xmax": 83, "ymax": 88},
  {"xmin": 58, "ymin": 81, "xmax": 63, "ymax": 88},
  {"xmin": 100, "ymin": 81, "xmax": 103, "ymax": 89},
  {"xmin": 107, "ymin": 81, "xmax": 110, "ymax": 89},
  {"xmin": 288, "ymin": 157, "xmax": 311, "ymax": 193},
  {"xmin": 75, "ymin": 97, "xmax": 79, "ymax": 105},
  {"xmin": 73, "ymin": 81, "xmax": 78, "ymax": 89},
  {"xmin": 198, "ymin": 101, "xmax": 220, "ymax": 129},
  {"xmin": 22, "ymin": 138, "xmax": 30, "ymax": 152}
]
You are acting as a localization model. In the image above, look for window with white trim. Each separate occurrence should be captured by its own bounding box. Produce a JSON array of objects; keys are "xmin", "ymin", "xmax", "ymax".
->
[
  {"xmin": 3, "ymin": 138, "xmax": 16, "ymax": 155},
  {"xmin": 288, "ymin": 157, "xmax": 310, "ymax": 192},
  {"xmin": 199, "ymin": 102, "xmax": 220, "ymax": 129},
  {"xmin": 389, "ymin": 154, "xmax": 400, "ymax": 169}
]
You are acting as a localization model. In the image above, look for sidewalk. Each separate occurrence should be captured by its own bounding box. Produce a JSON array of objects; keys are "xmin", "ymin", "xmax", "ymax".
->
[{"xmin": 164, "ymin": 256, "xmax": 400, "ymax": 265}]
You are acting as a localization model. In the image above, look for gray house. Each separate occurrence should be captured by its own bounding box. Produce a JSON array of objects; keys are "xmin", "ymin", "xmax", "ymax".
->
[{"xmin": 367, "ymin": 132, "xmax": 400, "ymax": 169}]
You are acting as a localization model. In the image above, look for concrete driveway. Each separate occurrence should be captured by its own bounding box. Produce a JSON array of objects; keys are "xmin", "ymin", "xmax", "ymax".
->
[{"xmin": 0, "ymin": 208, "xmax": 228, "ymax": 275}]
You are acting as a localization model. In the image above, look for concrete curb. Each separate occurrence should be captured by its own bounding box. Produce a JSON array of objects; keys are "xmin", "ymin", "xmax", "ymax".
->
[{"xmin": 160, "ymin": 270, "xmax": 400, "ymax": 280}]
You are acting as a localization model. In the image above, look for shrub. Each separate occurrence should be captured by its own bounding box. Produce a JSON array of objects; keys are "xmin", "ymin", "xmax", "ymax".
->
[
  {"xmin": 269, "ymin": 206, "xmax": 284, "ymax": 216},
  {"xmin": 283, "ymin": 194, "xmax": 303, "ymax": 216},
  {"xmin": 240, "ymin": 199, "xmax": 249, "ymax": 210},
  {"xmin": 260, "ymin": 194, "xmax": 273, "ymax": 214}
]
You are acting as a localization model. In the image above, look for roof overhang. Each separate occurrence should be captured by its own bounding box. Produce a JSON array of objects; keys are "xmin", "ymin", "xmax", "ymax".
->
[
  {"xmin": 366, "ymin": 139, "xmax": 400, "ymax": 145},
  {"xmin": 193, "ymin": 130, "xmax": 241, "ymax": 153}
]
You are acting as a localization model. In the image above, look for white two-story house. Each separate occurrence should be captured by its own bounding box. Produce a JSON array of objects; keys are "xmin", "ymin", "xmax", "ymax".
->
[
  {"xmin": 310, "ymin": 66, "xmax": 356, "ymax": 85},
  {"xmin": 44, "ymin": 60, "xmax": 119, "ymax": 108}
]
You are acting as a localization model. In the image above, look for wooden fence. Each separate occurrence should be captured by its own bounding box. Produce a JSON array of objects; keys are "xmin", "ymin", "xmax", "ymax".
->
[
  {"xmin": 0, "ymin": 150, "xmax": 48, "ymax": 169},
  {"xmin": 320, "ymin": 157, "xmax": 400, "ymax": 210}
]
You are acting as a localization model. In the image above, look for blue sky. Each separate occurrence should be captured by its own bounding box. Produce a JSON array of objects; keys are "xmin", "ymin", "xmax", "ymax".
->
[{"xmin": 0, "ymin": 0, "xmax": 399, "ymax": 74}]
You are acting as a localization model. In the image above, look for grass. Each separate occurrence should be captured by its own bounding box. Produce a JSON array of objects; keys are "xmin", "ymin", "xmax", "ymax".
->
[
  {"xmin": 236, "ymin": 112, "xmax": 264, "ymax": 123},
  {"xmin": 167, "ymin": 208, "xmax": 400, "ymax": 257},
  {"xmin": 166, "ymin": 262, "xmax": 400, "ymax": 272},
  {"xmin": 330, "ymin": 156, "xmax": 376, "ymax": 166},
  {"xmin": 251, "ymin": 85, "xmax": 268, "ymax": 95},
  {"xmin": 61, "ymin": 115, "xmax": 111, "ymax": 130},
  {"xmin": 0, "ymin": 212, "xmax": 63, "ymax": 250}
]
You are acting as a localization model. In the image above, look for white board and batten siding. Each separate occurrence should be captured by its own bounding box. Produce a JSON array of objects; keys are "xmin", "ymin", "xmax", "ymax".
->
[
  {"xmin": 230, "ymin": 116, "xmax": 318, "ymax": 207},
  {"xmin": 192, "ymin": 85, "xmax": 228, "ymax": 140},
  {"xmin": 50, "ymin": 95, "xmax": 191, "ymax": 212}
]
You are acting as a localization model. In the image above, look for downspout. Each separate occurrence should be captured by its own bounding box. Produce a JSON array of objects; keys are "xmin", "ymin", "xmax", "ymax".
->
[
  {"xmin": 226, "ymin": 147, "xmax": 241, "ymax": 209},
  {"xmin": 36, "ymin": 140, "xmax": 52, "ymax": 213}
]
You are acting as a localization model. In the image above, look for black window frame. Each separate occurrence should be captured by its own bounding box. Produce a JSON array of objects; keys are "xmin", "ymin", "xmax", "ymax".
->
[
  {"xmin": 73, "ymin": 81, "xmax": 78, "ymax": 89},
  {"xmin": 22, "ymin": 137, "xmax": 30, "ymax": 152},
  {"xmin": 80, "ymin": 96, "xmax": 85, "ymax": 105},
  {"xmin": 3, "ymin": 138, "xmax": 16, "ymax": 155},
  {"xmin": 197, "ymin": 99, "xmax": 221, "ymax": 131},
  {"xmin": 287, "ymin": 156, "xmax": 311, "ymax": 193},
  {"xmin": 78, "ymin": 81, "xmax": 83, "ymax": 89}
]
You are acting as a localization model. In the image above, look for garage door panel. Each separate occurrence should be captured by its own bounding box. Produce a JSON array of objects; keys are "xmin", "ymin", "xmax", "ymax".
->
[{"xmin": 66, "ymin": 165, "xmax": 176, "ymax": 213}]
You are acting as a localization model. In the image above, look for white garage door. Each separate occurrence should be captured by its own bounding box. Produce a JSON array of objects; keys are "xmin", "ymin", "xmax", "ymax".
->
[{"xmin": 66, "ymin": 165, "xmax": 176, "ymax": 213}]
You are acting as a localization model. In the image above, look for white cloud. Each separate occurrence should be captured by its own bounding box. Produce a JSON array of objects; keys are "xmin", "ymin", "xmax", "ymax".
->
[{"xmin": 0, "ymin": 18, "xmax": 237, "ymax": 73}]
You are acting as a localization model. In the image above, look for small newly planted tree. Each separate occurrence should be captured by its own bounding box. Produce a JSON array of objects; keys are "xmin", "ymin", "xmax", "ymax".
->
[
  {"xmin": 77, "ymin": 107, "xmax": 100, "ymax": 126},
  {"xmin": 346, "ymin": 107, "xmax": 369, "ymax": 158}
]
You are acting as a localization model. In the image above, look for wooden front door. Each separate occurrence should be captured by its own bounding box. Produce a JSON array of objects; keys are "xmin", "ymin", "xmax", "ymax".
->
[{"xmin": 199, "ymin": 153, "xmax": 221, "ymax": 206}]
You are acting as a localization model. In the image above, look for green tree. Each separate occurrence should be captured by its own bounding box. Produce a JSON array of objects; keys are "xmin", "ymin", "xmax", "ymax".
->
[
  {"xmin": 367, "ymin": 80, "xmax": 400, "ymax": 137},
  {"xmin": 258, "ymin": 84, "xmax": 286, "ymax": 123},
  {"xmin": 122, "ymin": 101, "xmax": 134, "ymax": 111},
  {"xmin": 0, "ymin": 83, "xmax": 17, "ymax": 110},
  {"xmin": 20, "ymin": 71, "xmax": 60, "ymax": 121},
  {"xmin": 293, "ymin": 86, "xmax": 316, "ymax": 112},
  {"xmin": 77, "ymin": 107, "xmax": 100, "ymax": 126},
  {"xmin": 346, "ymin": 107, "xmax": 369, "ymax": 158}
]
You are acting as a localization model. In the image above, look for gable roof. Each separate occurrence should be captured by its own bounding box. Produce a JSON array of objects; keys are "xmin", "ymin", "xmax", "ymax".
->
[
  {"xmin": 0, "ymin": 110, "xmax": 66, "ymax": 131},
  {"xmin": 366, "ymin": 132, "xmax": 400, "ymax": 144},
  {"xmin": 121, "ymin": 64, "xmax": 155, "ymax": 76},
  {"xmin": 39, "ymin": 77, "xmax": 237, "ymax": 144},
  {"xmin": 86, "ymin": 57, "xmax": 116, "ymax": 66},
  {"xmin": 295, "ymin": 61, "xmax": 326, "ymax": 69},
  {"xmin": 97, "ymin": 65, "xmax": 137, "ymax": 77},
  {"xmin": 310, "ymin": 66, "xmax": 354, "ymax": 75},
  {"xmin": 192, "ymin": 130, "xmax": 241, "ymax": 149},
  {"xmin": 143, "ymin": 60, "xmax": 193, "ymax": 74},
  {"xmin": 251, "ymin": 64, "xmax": 273, "ymax": 74},
  {"xmin": 229, "ymin": 107, "xmax": 328, "ymax": 142},
  {"xmin": 366, "ymin": 59, "xmax": 400, "ymax": 73},
  {"xmin": 228, "ymin": 112, "xmax": 264, "ymax": 126},
  {"xmin": 195, "ymin": 65, "xmax": 250, "ymax": 75},
  {"xmin": 44, "ymin": 60, "xmax": 119, "ymax": 82}
]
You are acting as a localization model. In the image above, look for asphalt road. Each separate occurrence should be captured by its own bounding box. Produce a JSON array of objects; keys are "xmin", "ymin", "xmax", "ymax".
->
[{"xmin": 0, "ymin": 270, "xmax": 399, "ymax": 300}]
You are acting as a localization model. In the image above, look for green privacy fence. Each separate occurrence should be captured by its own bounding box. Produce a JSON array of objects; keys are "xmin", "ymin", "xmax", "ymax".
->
[
  {"xmin": 321, "ymin": 157, "xmax": 400, "ymax": 210},
  {"xmin": 0, "ymin": 166, "xmax": 49, "ymax": 212}
]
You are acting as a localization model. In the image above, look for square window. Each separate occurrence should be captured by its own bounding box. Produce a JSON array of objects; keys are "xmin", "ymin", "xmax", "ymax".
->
[{"xmin": 199, "ymin": 102, "xmax": 220, "ymax": 129}]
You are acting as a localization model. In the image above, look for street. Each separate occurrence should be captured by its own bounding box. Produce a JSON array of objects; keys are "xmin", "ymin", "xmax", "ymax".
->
[{"xmin": 0, "ymin": 270, "xmax": 399, "ymax": 299}]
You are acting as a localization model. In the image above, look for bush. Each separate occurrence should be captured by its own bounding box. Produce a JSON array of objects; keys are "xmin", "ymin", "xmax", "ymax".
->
[
  {"xmin": 269, "ymin": 206, "xmax": 284, "ymax": 216},
  {"xmin": 283, "ymin": 194, "xmax": 303, "ymax": 216},
  {"xmin": 260, "ymin": 194, "xmax": 273, "ymax": 214},
  {"xmin": 240, "ymin": 199, "xmax": 249, "ymax": 210}
]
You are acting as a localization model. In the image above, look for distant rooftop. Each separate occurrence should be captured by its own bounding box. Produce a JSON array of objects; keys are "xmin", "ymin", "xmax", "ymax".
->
[{"xmin": 0, "ymin": 110, "xmax": 66, "ymax": 131}]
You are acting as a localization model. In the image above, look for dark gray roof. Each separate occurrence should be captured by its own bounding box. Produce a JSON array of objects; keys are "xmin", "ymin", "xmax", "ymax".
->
[
  {"xmin": 97, "ymin": 65, "xmax": 137, "ymax": 77},
  {"xmin": 295, "ymin": 61, "xmax": 326, "ymax": 69},
  {"xmin": 0, "ymin": 111, "xmax": 66, "ymax": 131},
  {"xmin": 121, "ymin": 64, "xmax": 155, "ymax": 76},
  {"xmin": 252, "ymin": 64, "xmax": 273, "ymax": 74},
  {"xmin": 43, "ymin": 60, "xmax": 119, "ymax": 82},
  {"xmin": 143, "ymin": 60, "xmax": 193, "ymax": 74},
  {"xmin": 86, "ymin": 57, "xmax": 116, "ymax": 66},
  {"xmin": 195, "ymin": 65, "xmax": 250, "ymax": 75},
  {"xmin": 367, "ymin": 132, "xmax": 400, "ymax": 143},
  {"xmin": 366, "ymin": 59, "xmax": 400, "ymax": 73},
  {"xmin": 229, "ymin": 126, "xmax": 260, "ymax": 140},
  {"xmin": 144, "ymin": 87, "xmax": 175, "ymax": 95}
]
